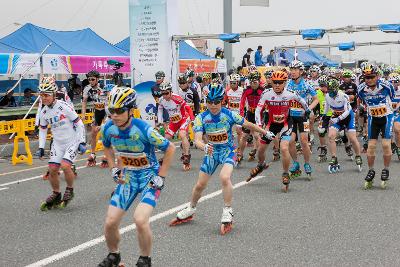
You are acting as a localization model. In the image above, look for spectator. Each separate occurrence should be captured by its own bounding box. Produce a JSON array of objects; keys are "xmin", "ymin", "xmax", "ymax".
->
[
  {"xmin": 0, "ymin": 90, "xmax": 17, "ymax": 107},
  {"xmin": 279, "ymin": 48, "xmax": 289, "ymax": 66},
  {"xmin": 254, "ymin": 45, "xmax": 264, "ymax": 66},
  {"xmin": 266, "ymin": 49, "xmax": 275, "ymax": 66},
  {"xmin": 215, "ymin": 47, "xmax": 224, "ymax": 59},
  {"xmin": 67, "ymin": 74, "xmax": 81, "ymax": 101},
  {"xmin": 19, "ymin": 88, "xmax": 37, "ymax": 106},
  {"xmin": 242, "ymin": 48, "xmax": 253, "ymax": 67}
]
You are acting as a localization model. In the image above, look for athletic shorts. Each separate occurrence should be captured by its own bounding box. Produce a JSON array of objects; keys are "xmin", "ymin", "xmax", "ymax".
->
[
  {"xmin": 110, "ymin": 168, "xmax": 161, "ymax": 211},
  {"xmin": 261, "ymin": 120, "xmax": 293, "ymax": 145},
  {"xmin": 318, "ymin": 115, "xmax": 331, "ymax": 134},
  {"xmin": 246, "ymin": 111, "xmax": 256, "ymax": 124},
  {"xmin": 367, "ymin": 114, "xmax": 394, "ymax": 140},
  {"xmin": 166, "ymin": 117, "xmax": 190, "ymax": 136},
  {"xmin": 48, "ymin": 141, "xmax": 79, "ymax": 167},
  {"xmin": 200, "ymin": 147, "xmax": 236, "ymax": 175},
  {"xmin": 394, "ymin": 112, "xmax": 400, "ymax": 123},
  {"xmin": 330, "ymin": 111, "xmax": 356, "ymax": 132},
  {"xmin": 291, "ymin": 116, "xmax": 308, "ymax": 137},
  {"xmin": 93, "ymin": 109, "xmax": 106, "ymax": 126}
]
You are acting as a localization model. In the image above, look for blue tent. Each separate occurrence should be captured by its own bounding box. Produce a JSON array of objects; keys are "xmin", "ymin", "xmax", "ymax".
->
[
  {"xmin": 115, "ymin": 38, "xmax": 214, "ymax": 59},
  {"xmin": 280, "ymin": 48, "xmax": 321, "ymax": 66},
  {"xmin": 0, "ymin": 23, "xmax": 128, "ymax": 56},
  {"xmin": 0, "ymin": 41, "xmax": 25, "ymax": 53},
  {"xmin": 306, "ymin": 49, "xmax": 339, "ymax": 67}
]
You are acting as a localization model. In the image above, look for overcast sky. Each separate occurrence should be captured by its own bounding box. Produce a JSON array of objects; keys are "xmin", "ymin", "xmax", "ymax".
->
[{"xmin": 0, "ymin": 0, "xmax": 399, "ymax": 65}]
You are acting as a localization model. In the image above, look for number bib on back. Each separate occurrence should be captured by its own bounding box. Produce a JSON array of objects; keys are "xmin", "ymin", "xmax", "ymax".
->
[
  {"xmin": 94, "ymin": 102, "xmax": 105, "ymax": 109},
  {"xmin": 207, "ymin": 129, "xmax": 228, "ymax": 145},
  {"xmin": 118, "ymin": 152, "xmax": 150, "ymax": 170},
  {"xmin": 369, "ymin": 105, "xmax": 387, "ymax": 117},
  {"xmin": 229, "ymin": 102, "xmax": 240, "ymax": 109}
]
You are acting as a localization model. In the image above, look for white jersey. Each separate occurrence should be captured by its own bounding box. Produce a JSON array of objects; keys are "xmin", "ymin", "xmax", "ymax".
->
[
  {"xmin": 83, "ymin": 84, "xmax": 107, "ymax": 110},
  {"xmin": 226, "ymin": 87, "xmax": 244, "ymax": 113},
  {"xmin": 39, "ymin": 100, "xmax": 84, "ymax": 145},
  {"xmin": 324, "ymin": 91, "xmax": 352, "ymax": 119},
  {"xmin": 157, "ymin": 93, "xmax": 189, "ymax": 123}
]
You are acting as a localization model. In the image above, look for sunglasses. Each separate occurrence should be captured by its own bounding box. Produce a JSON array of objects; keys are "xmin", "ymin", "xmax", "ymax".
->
[
  {"xmin": 161, "ymin": 91, "xmax": 170, "ymax": 95},
  {"xmin": 230, "ymin": 81, "xmax": 238, "ymax": 84},
  {"xmin": 178, "ymin": 82, "xmax": 187, "ymax": 85},
  {"xmin": 156, "ymin": 77, "xmax": 163, "ymax": 79},
  {"xmin": 88, "ymin": 78, "xmax": 97, "ymax": 81},
  {"xmin": 272, "ymin": 80, "xmax": 285, "ymax": 85},
  {"xmin": 250, "ymin": 80, "xmax": 259, "ymax": 84},
  {"xmin": 206, "ymin": 100, "xmax": 221, "ymax": 105},
  {"xmin": 108, "ymin": 107, "xmax": 128, "ymax": 115},
  {"xmin": 364, "ymin": 76, "xmax": 376, "ymax": 80}
]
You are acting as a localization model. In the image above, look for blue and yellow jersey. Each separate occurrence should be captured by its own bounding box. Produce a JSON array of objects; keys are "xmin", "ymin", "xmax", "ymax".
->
[
  {"xmin": 193, "ymin": 108, "xmax": 244, "ymax": 150},
  {"xmin": 101, "ymin": 118, "xmax": 170, "ymax": 174},
  {"xmin": 357, "ymin": 79, "xmax": 395, "ymax": 117},
  {"xmin": 286, "ymin": 78, "xmax": 316, "ymax": 117}
]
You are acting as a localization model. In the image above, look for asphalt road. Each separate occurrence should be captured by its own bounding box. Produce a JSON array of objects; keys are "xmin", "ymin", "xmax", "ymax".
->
[{"xmin": 1, "ymin": 140, "xmax": 400, "ymax": 267}]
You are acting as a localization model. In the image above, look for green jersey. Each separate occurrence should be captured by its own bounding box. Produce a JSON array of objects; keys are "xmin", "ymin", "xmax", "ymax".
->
[{"xmin": 316, "ymin": 89, "xmax": 332, "ymax": 116}]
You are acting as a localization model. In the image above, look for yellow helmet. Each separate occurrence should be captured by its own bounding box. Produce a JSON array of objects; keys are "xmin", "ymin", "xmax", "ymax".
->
[{"xmin": 108, "ymin": 86, "xmax": 137, "ymax": 109}]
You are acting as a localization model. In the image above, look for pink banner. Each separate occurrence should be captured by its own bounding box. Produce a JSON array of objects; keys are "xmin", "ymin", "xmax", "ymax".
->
[{"xmin": 43, "ymin": 55, "xmax": 131, "ymax": 74}]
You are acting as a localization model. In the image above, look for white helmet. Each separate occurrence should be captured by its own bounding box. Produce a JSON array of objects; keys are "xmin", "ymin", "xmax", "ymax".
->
[
  {"xmin": 289, "ymin": 60, "xmax": 305, "ymax": 70},
  {"xmin": 38, "ymin": 76, "xmax": 57, "ymax": 93},
  {"xmin": 309, "ymin": 65, "xmax": 321, "ymax": 73}
]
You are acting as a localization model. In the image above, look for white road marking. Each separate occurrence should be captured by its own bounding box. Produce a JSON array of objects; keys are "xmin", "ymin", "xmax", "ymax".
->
[
  {"xmin": 0, "ymin": 187, "xmax": 9, "ymax": 191},
  {"xmin": 25, "ymin": 176, "xmax": 264, "ymax": 267}
]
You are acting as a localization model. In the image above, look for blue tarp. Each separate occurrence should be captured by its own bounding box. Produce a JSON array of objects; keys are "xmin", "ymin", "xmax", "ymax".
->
[
  {"xmin": 338, "ymin": 42, "xmax": 355, "ymax": 51},
  {"xmin": 279, "ymin": 48, "xmax": 338, "ymax": 67},
  {"xmin": 115, "ymin": 38, "xmax": 214, "ymax": 60},
  {"xmin": 378, "ymin": 24, "xmax": 400, "ymax": 33},
  {"xmin": 306, "ymin": 49, "xmax": 339, "ymax": 67},
  {"xmin": 300, "ymin": 29, "xmax": 325, "ymax": 40},
  {"xmin": 219, "ymin": 33, "xmax": 240, "ymax": 43},
  {"xmin": 0, "ymin": 23, "xmax": 128, "ymax": 56},
  {"xmin": 0, "ymin": 41, "xmax": 25, "ymax": 53}
]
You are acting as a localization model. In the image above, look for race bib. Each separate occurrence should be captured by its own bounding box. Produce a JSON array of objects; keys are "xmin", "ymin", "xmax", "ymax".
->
[
  {"xmin": 170, "ymin": 114, "xmax": 182, "ymax": 123},
  {"xmin": 119, "ymin": 152, "xmax": 150, "ymax": 170},
  {"xmin": 333, "ymin": 110, "xmax": 344, "ymax": 117},
  {"xmin": 370, "ymin": 106, "xmax": 387, "ymax": 117},
  {"xmin": 290, "ymin": 101, "xmax": 303, "ymax": 109},
  {"xmin": 229, "ymin": 102, "xmax": 240, "ymax": 109},
  {"xmin": 94, "ymin": 102, "xmax": 105, "ymax": 109},
  {"xmin": 303, "ymin": 121, "xmax": 310, "ymax": 132},
  {"xmin": 207, "ymin": 129, "xmax": 229, "ymax": 144},
  {"xmin": 273, "ymin": 114, "xmax": 285, "ymax": 123}
]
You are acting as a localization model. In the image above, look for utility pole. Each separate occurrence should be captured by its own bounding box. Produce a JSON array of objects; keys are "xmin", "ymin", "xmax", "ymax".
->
[{"xmin": 223, "ymin": 0, "xmax": 233, "ymax": 71}]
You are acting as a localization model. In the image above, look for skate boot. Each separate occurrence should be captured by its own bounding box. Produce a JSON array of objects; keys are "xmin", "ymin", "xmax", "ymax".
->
[
  {"xmin": 98, "ymin": 252, "xmax": 121, "ymax": 267},
  {"xmin": 364, "ymin": 169, "xmax": 375, "ymax": 189},
  {"xmin": 246, "ymin": 162, "xmax": 269, "ymax": 182},
  {"xmin": 220, "ymin": 207, "xmax": 233, "ymax": 235},
  {"xmin": 328, "ymin": 156, "xmax": 340, "ymax": 174},
  {"xmin": 100, "ymin": 157, "xmax": 109, "ymax": 168},
  {"xmin": 236, "ymin": 152, "xmax": 243, "ymax": 165},
  {"xmin": 345, "ymin": 145, "xmax": 354, "ymax": 160},
  {"xmin": 317, "ymin": 146, "xmax": 327, "ymax": 163},
  {"xmin": 86, "ymin": 153, "xmax": 96, "ymax": 167},
  {"xmin": 72, "ymin": 164, "xmax": 77, "ymax": 178},
  {"xmin": 282, "ymin": 172, "xmax": 290, "ymax": 193},
  {"xmin": 355, "ymin": 155, "xmax": 362, "ymax": 172},
  {"xmin": 40, "ymin": 191, "xmax": 62, "ymax": 211},
  {"xmin": 380, "ymin": 168, "xmax": 389, "ymax": 189},
  {"xmin": 59, "ymin": 187, "xmax": 74, "ymax": 208},
  {"xmin": 272, "ymin": 148, "xmax": 280, "ymax": 161},
  {"xmin": 391, "ymin": 142, "xmax": 397, "ymax": 154},
  {"xmin": 296, "ymin": 142, "xmax": 302, "ymax": 154},
  {"xmin": 395, "ymin": 147, "xmax": 400, "ymax": 161},
  {"xmin": 335, "ymin": 136, "xmax": 343, "ymax": 146},
  {"xmin": 136, "ymin": 256, "xmax": 151, "ymax": 267},
  {"xmin": 248, "ymin": 149, "xmax": 257, "ymax": 161},
  {"xmin": 289, "ymin": 161, "xmax": 302, "ymax": 179},
  {"xmin": 170, "ymin": 206, "xmax": 196, "ymax": 226},
  {"xmin": 182, "ymin": 154, "xmax": 191, "ymax": 171},
  {"xmin": 362, "ymin": 136, "xmax": 368, "ymax": 153},
  {"xmin": 304, "ymin": 163, "xmax": 313, "ymax": 180}
]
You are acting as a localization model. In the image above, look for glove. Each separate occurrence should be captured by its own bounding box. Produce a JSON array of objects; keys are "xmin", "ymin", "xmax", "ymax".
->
[
  {"xmin": 38, "ymin": 148, "xmax": 45, "ymax": 158},
  {"xmin": 111, "ymin": 167, "xmax": 123, "ymax": 184},
  {"xmin": 261, "ymin": 131, "xmax": 275, "ymax": 142},
  {"xmin": 78, "ymin": 142, "xmax": 87, "ymax": 154},
  {"xmin": 203, "ymin": 143, "xmax": 214, "ymax": 155},
  {"xmin": 150, "ymin": 175, "xmax": 165, "ymax": 190},
  {"xmin": 330, "ymin": 117, "xmax": 339, "ymax": 124},
  {"xmin": 304, "ymin": 109, "xmax": 311, "ymax": 120}
]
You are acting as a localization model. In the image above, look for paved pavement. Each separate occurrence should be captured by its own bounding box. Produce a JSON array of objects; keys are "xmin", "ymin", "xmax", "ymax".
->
[{"xmin": 1, "ymin": 141, "xmax": 400, "ymax": 266}]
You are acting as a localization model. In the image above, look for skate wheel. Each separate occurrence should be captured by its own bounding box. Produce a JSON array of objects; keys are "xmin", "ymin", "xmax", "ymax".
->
[
  {"xmin": 182, "ymin": 164, "xmax": 191, "ymax": 171},
  {"xmin": 40, "ymin": 202, "xmax": 48, "ymax": 211},
  {"xmin": 350, "ymin": 156, "xmax": 354, "ymax": 161},
  {"xmin": 59, "ymin": 201, "xmax": 67, "ymax": 209},
  {"xmin": 357, "ymin": 165, "xmax": 362, "ymax": 172},
  {"xmin": 364, "ymin": 181, "xmax": 373, "ymax": 190},
  {"xmin": 118, "ymin": 264, "xmax": 125, "ymax": 267},
  {"xmin": 381, "ymin": 181, "xmax": 387, "ymax": 189},
  {"xmin": 220, "ymin": 223, "xmax": 233, "ymax": 235},
  {"xmin": 169, "ymin": 216, "xmax": 193, "ymax": 226}
]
